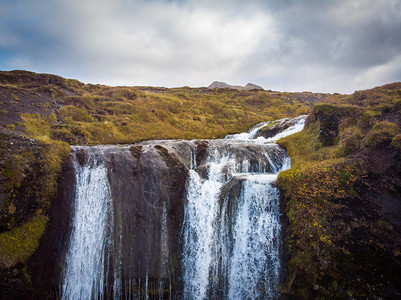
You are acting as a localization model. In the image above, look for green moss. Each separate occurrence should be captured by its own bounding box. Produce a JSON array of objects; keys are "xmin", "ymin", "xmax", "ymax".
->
[
  {"xmin": 361, "ymin": 110, "xmax": 381, "ymax": 127},
  {"xmin": 0, "ymin": 214, "xmax": 48, "ymax": 268},
  {"xmin": 363, "ymin": 121, "xmax": 399, "ymax": 147},
  {"xmin": 314, "ymin": 103, "xmax": 336, "ymax": 115},
  {"xmin": 59, "ymin": 105, "xmax": 95, "ymax": 122},
  {"xmin": 338, "ymin": 126, "xmax": 364, "ymax": 155},
  {"xmin": 3, "ymin": 157, "xmax": 25, "ymax": 190},
  {"xmin": 20, "ymin": 113, "xmax": 52, "ymax": 142},
  {"xmin": 277, "ymin": 121, "xmax": 332, "ymax": 168}
]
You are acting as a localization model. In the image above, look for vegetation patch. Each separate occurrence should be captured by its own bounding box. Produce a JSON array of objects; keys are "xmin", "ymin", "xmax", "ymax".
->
[
  {"xmin": 0, "ymin": 213, "xmax": 48, "ymax": 268},
  {"xmin": 363, "ymin": 121, "xmax": 399, "ymax": 148},
  {"xmin": 278, "ymin": 84, "xmax": 401, "ymax": 298}
]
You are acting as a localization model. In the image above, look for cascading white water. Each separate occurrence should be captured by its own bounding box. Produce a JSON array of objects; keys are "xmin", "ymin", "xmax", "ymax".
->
[
  {"xmin": 227, "ymin": 175, "xmax": 281, "ymax": 299},
  {"xmin": 182, "ymin": 116, "xmax": 306, "ymax": 299},
  {"xmin": 60, "ymin": 115, "xmax": 306, "ymax": 299},
  {"xmin": 61, "ymin": 147, "xmax": 113, "ymax": 300},
  {"xmin": 182, "ymin": 151, "xmax": 231, "ymax": 299}
]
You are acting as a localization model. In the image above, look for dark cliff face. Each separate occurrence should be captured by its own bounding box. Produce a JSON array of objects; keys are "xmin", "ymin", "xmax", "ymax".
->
[
  {"xmin": 29, "ymin": 142, "xmax": 191, "ymax": 297},
  {"xmin": 104, "ymin": 144, "xmax": 188, "ymax": 296},
  {"xmin": 29, "ymin": 156, "xmax": 76, "ymax": 297}
]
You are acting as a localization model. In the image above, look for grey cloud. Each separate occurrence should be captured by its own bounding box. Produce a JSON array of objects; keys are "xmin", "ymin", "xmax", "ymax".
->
[{"xmin": 0, "ymin": 0, "xmax": 400, "ymax": 93}]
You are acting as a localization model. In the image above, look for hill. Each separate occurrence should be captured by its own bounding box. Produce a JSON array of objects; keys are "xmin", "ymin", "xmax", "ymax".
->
[
  {"xmin": 0, "ymin": 70, "xmax": 323, "ymax": 144},
  {"xmin": 208, "ymin": 81, "xmax": 264, "ymax": 90}
]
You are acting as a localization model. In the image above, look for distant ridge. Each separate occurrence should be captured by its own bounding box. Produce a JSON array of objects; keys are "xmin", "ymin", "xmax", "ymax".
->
[{"xmin": 208, "ymin": 81, "xmax": 264, "ymax": 90}]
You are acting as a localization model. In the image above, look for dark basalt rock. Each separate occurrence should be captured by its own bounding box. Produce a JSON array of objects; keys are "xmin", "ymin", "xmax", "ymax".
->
[
  {"xmin": 104, "ymin": 145, "xmax": 188, "ymax": 297},
  {"xmin": 254, "ymin": 116, "xmax": 306, "ymax": 140},
  {"xmin": 0, "ymin": 263, "xmax": 33, "ymax": 300},
  {"xmin": 26, "ymin": 137, "xmax": 286, "ymax": 298},
  {"xmin": 256, "ymin": 121, "xmax": 292, "ymax": 139},
  {"xmin": 75, "ymin": 147, "xmax": 86, "ymax": 166},
  {"xmin": 129, "ymin": 145, "xmax": 143, "ymax": 161},
  {"xmin": 195, "ymin": 141, "xmax": 209, "ymax": 167},
  {"xmin": 29, "ymin": 155, "xmax": 76, "ymax": 297}
]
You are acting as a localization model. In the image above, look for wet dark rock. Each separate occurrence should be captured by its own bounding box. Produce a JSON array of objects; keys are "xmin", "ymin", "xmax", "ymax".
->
[
  {"xmin": 195, "ymin": 164, "xmax": 209, "ymax": 179},
  {"xmin": 254, "ymin": 116, "xmax": 306, "ymax": 140},
  {"xmin": 129, "ymin": 145, "xmax": 143, "ymax": 160},
  {"xmin": 195, "ymin": 141, "xmax": 209, "ymax": 167},
  {"xmin": 219, "ymin": 176, "xmax": 246, "ymax": 225},
  {"xmin": 104, "ymin": 145, "xmax": 188, "ymax": 296},
  {"xmin": 0, "ymin": 263, "xmax": 33, "ymax": 300},
  {"xmin": 74, "ymin": 148, "xmax": 86, "ymax": 166},
  {"xmin": 27, "ymin": 144, "xmax": 190, "ymax": 298},
  {"xmin": 256, "ymin": 120, "xmax": 291, "ymax": 139}
]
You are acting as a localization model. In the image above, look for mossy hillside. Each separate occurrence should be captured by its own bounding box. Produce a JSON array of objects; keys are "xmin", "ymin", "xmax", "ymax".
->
[
  {"xmin": 50, "ymin": 88, "xmax": 313, "ymax": 144},
  {"xmin": 277, "ymin": 83, "xmax": 401, "ymax": 298},
  {"xmin": 2, "ymin": 70, "xmax": 401, "ymax": 297},
  {"xmin": 0, "ymin": 70, "xmax": 328, "ymax": 145}
]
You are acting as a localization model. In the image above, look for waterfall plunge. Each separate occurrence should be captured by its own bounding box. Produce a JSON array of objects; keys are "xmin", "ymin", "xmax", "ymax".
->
[
  {"xmin": 182, "ymin": 116, "xmax": 305, "ymax": 299},
  {"xmin": 61, "ymin": 148, "xmax": 113, "ymax": 300},
  {"xmin": 227, "ymin": 175, "xmax": 281, "ymax": 299}
]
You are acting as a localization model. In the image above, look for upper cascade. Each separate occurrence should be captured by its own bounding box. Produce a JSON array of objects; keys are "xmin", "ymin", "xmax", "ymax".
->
[{"xmin": 225, "ymin": 115, "xmax": 307, "ymax": 142}]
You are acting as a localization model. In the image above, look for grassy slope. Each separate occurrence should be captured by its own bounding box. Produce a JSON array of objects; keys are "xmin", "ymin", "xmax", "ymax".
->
[
  {"xmin": 278, "ymin": 83, "xmax": 401, "ymax": 298},
  {"xmin": 0, "ymin": 70, "xmax": 323, "ymax": 144}
]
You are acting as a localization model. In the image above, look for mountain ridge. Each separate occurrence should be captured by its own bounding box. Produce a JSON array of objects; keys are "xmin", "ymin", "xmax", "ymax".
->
[{"xmin": 208, "ymin": 81, "xmax": 264, "ymax": 90}]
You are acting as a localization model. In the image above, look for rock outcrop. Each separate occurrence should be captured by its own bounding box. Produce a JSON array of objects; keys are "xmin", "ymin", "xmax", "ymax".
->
[{"xmin": 105, "ymin": 144, "xmax": 189, "ymax": 297}]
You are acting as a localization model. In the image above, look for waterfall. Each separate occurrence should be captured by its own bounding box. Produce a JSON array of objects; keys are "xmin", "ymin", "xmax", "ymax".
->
[
  {"xmin": 61, "ymin": 147, "xmax": 113, "ymax": 300},
  {"xmin": 227, "ymin": 175, "xmax": 280, "ymax": 299},
  {"xmin": 59, "ymin": 115, "xmax": 306, "ymax": 299},
  {"xmin": 182, "ymin": 116, "xmax": 306, "ymax": 299}
]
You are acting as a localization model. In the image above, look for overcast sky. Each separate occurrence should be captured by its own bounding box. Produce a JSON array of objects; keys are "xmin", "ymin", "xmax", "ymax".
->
[{"xmin": 1, "ymin": 0, "xmax": 400, "ymax": 93}]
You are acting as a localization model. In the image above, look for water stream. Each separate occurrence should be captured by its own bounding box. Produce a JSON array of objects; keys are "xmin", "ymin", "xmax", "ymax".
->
[
  {"xmin": 61, "ymin": 116, "xmax": 306, "ymax": 299},
  {"xmin": 61, "ymin": 148, "xmax": 113, "ymax": 299}
]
